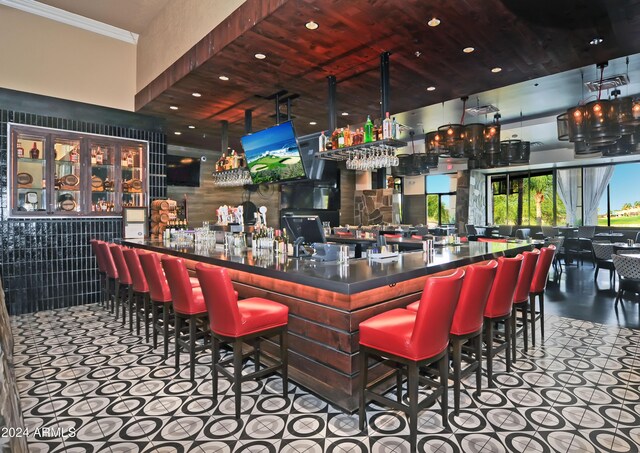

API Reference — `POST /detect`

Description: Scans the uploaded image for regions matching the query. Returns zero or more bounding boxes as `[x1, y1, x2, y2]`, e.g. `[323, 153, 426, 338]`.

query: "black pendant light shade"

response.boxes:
[557, 113, 569, 141]
[567, 105, 587, 142]
[585, 99, 621, 146]
[463, 123, 485, 158]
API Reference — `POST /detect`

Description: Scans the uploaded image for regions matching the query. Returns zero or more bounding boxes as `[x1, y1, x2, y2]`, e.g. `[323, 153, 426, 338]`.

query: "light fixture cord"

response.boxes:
[597, 65, 605, 101]
[460, 97, 467, 124]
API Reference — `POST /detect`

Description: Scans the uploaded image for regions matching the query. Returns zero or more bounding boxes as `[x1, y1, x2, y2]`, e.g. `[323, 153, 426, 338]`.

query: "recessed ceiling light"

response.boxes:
[590, 37, 603, 45]
[309, 121, 317, 125]
[414, 51, 422, 57]
[305, 20, 319, 30]
[254, 53, 266, 59]
[491, 67, 502, 73]
[219, 75, 229, 81]
[427, 86, 436, 91]
[463, 47, 475, 53]
[341, 112, 349, 116]
[174, 131, 182, 135]
[192, 92, 201, 97]
[170, 105, 178, 110]
[427, 17, 441, 27]
[188, 125, 195, 129]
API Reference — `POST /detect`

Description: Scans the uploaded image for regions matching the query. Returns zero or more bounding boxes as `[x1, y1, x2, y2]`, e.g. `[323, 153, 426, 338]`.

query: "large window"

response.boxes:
[600, 163, 640, 227]
[426, 174, 456, 227]
[490, 171, 564, 226]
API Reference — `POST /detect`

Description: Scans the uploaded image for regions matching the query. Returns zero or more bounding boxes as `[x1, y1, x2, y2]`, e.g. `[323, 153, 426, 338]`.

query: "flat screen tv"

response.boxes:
[241, 121, 307, 184]
[166, 155, 201, 187]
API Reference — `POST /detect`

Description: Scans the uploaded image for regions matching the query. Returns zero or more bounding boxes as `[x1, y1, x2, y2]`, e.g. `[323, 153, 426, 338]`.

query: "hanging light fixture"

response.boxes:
[482, 113, 501, 167]
[436, 97, 469, 158]
[424, 130, 445, 168]
[499, 111, 530, 165]
[557, 112, 569, 141]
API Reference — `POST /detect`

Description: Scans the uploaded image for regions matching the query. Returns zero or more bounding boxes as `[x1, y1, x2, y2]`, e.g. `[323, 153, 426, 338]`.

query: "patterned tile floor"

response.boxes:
[10, 303, 640, 453]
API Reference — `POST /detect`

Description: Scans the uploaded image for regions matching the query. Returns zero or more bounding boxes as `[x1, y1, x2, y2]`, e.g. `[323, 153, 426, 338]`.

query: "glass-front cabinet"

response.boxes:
[9, 124, 148, 216]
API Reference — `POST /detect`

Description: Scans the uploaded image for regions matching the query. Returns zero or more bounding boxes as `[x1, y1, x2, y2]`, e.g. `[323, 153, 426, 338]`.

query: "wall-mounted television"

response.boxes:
[166, 155, 201, 187]
[241, 121, 307, 185]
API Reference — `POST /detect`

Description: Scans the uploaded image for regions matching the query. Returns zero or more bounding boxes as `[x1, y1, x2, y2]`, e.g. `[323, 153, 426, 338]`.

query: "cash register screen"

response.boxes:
[282, 215, 326, 245]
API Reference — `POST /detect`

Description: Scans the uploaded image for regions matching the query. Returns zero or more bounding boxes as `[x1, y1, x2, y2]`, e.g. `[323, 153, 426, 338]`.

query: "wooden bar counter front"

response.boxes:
[123, 239, 531, 412]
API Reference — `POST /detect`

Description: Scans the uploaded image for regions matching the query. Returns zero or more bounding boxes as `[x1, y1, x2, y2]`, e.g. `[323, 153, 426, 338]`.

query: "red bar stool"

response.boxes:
[511, 249, 540, 361]
[109, 244, 135, 331]
[407, 260, 498, 415]
[483, 255, 523, 387]
[90, 239, 108, 307]
[123, 248, 151, 342]
[383, 233, 403, 238]
[139, 252, 176, 360]
[195, 263, 289, 418]
[529, 245, 556, 345]
[358, 269, 465, 452]
[162, 256, 209, 382]
[95, 241, 118, 313]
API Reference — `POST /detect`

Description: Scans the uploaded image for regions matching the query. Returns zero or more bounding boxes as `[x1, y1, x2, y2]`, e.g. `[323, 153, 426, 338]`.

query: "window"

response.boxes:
[601, 163, 640, 227]
[490, 171, 562, 226]
[426, 174, 456, 227]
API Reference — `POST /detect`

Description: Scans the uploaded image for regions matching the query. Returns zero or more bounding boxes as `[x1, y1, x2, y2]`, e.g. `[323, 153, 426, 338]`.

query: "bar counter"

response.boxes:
[123, 239, 532, 411]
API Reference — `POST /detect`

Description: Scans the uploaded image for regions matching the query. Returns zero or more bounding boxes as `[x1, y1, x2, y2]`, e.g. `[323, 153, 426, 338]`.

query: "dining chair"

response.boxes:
[612, 254, 640, 308]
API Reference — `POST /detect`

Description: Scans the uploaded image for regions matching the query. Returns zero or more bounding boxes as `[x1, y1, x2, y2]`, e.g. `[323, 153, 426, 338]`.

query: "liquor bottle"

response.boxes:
[17, 145, 24, 158]
[69, 146, 79, 163]
[96, 147, 104, 165]
[29, 142, 39, 159]
[382, 112, 392, 139]
[344, 126, 351, 147]
[338, 128, 345, 148]
[127, 151, 134, 167]
[232, 150, 239, 169]
[330, 129, 339, 150]
[391, 117, 398, 139]
[91, 149, 97, 165]
[364, 116, 373, 143]
[318, 130, 327, 152]
[121, 151, 128, 167]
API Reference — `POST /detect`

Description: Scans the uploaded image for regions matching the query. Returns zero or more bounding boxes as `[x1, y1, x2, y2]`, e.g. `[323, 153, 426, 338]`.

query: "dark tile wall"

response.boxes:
[0, 88, 167, 315]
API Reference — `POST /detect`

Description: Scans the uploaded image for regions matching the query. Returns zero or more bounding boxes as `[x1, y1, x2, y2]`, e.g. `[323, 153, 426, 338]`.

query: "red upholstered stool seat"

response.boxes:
[196, 263, 289, 419]
[359, 309, 423, 360]
[90, 239, 109, 307]
[95, 241, 118, 313]
[123, 248, 152, 342]
[359, 269, 465, 452]
[407, 260, 498, 415]
[483, 255, 523, 387]
[528, 245, 556, 346]
[162, 256, 209, 382]
[511, 250, 540, 362]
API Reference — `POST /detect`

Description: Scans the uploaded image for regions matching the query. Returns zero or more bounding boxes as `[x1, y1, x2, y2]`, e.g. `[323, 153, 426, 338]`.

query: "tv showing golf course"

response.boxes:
[241, 121, 307, 184]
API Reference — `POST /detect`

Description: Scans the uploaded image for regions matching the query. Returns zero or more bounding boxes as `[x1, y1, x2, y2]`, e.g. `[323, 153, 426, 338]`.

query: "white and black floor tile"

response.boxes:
[9, 302, 640, 452]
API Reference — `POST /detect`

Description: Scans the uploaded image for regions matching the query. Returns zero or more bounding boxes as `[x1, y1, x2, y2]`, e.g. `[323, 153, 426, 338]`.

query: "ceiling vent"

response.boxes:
[584, 74, 630, 92]
[465, 104, 500, 116]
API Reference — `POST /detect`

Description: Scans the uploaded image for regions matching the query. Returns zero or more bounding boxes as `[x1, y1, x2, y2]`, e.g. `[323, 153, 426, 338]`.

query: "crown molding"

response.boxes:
[0, 0, 139, 44]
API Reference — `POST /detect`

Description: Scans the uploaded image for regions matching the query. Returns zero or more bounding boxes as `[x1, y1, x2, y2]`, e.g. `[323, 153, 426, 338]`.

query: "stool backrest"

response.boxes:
[450, 260, 498, 336]
[484, 255, 524, 318]
[530, 245, 556, 293]
[96, 241, 118, 279]
[513, 249, 539, 303]
[412, 268, 465, 359]
[123, 248, 149, 293]
[195, 264, 242, 335]
[109, 244, 132, 285]
[90, 239, 106, 273]
[139, 252, 172, 302]
[161, 256, 195, 314]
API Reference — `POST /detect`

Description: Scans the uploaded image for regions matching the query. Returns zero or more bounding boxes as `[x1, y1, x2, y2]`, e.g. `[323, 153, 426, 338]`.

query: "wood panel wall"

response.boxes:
[166, 145, 280, 228]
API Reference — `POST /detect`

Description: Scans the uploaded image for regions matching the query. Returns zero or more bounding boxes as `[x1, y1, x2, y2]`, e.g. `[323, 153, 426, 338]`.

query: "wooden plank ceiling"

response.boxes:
[136, 0, 640, 151]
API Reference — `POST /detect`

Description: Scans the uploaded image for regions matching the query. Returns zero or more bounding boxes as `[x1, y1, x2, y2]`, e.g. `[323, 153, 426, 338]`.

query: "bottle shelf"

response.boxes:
[315, 138, 407, 161]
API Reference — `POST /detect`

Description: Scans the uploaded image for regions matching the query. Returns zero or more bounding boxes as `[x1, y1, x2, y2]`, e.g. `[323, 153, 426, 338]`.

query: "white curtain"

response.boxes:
[583, 165, 614, 226]
[557, 168, 581, 226]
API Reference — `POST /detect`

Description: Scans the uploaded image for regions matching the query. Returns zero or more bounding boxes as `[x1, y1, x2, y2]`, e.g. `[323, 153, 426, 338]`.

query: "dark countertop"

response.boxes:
[122, 239, 533, 295]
